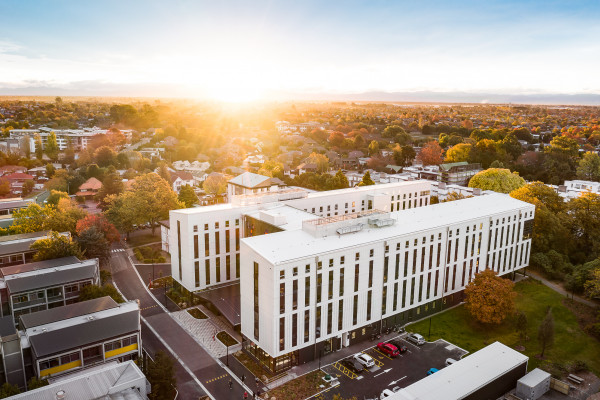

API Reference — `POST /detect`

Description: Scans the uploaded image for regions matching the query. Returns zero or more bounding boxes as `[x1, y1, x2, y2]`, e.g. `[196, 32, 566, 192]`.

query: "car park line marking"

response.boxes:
[373, 368, 392, 377]
[362, 351, 384, 367]
[373, 348, 394, 360]
[332, 362, 357, 379]
[388, 376, 407, 386]
[403, 339, 422, 350]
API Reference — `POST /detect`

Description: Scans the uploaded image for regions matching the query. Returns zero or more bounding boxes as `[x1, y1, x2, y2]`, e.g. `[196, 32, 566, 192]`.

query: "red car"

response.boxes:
[377, 342, 400, 357]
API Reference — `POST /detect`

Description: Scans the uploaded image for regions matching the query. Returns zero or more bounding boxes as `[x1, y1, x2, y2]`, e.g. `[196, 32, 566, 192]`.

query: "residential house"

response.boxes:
[76, 177, 102, 198]
[170, 171, 195, 193]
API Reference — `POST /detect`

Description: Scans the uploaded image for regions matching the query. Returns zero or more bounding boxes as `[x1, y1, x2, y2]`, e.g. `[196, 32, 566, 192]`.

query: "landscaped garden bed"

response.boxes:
[133, 244, 166, 263]
[266, 370, 331, 400]
[187, 308, 208, 319]
[216, 331, 238, 347]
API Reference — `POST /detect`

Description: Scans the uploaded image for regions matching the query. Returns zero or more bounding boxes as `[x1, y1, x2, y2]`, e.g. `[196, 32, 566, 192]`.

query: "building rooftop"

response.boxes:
[244, 204, 317, 231]
[4, 261, 97, 293]
[0, 230, 51, 244]
[242, 193, 533, 265]
[20, 296, 118, 329]
[228, 172, 272, 188]
[0, 256, 81, 276]
[10, 361, 147, 400]
[392, 342, 529, 400]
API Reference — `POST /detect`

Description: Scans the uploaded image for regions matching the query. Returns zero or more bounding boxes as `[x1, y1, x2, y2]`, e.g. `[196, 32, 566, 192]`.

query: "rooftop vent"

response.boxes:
[336, 224, 364, 235]
[56, 390, 65, 400]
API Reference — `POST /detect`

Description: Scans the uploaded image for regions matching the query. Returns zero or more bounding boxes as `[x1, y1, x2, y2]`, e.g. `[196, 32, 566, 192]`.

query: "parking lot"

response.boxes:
[314, 334, 468, 400]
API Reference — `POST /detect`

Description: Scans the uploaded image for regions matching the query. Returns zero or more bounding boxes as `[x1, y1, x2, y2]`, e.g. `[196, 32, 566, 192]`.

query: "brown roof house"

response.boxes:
[76, 177, 102, 197]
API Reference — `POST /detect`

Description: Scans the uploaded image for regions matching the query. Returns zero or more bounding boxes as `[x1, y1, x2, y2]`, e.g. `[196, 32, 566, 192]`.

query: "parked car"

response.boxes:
[380, 387, 401, 399]
[427, 368, 439, 376]
[377, 342, 400, 357]
[353, 353, 375, 368]
[389, 339, 408, 353]
[341, 358, 365, 373]
[445, 358, 457, 366]
[407, 333, 426, 346]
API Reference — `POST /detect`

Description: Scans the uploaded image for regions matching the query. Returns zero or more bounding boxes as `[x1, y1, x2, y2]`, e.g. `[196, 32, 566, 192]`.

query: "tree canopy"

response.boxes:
[468, 168, 525, 194]
[464, 269, 516, 324]
[31, 231, 84, 261]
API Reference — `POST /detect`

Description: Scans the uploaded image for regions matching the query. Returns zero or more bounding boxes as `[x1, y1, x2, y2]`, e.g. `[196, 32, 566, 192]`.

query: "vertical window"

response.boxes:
[304, 310, 310, 342]
[195, 261, 200, 287]
[293, 280, 298, 310]
[236, 254, 240, 278]
[216, 258, 221, 283]
[368, 260, 374, 287]
[410, 277, 415, 305]
[404, 252, 409, 276]
[327, 303, 333, 335]
[426, 272, 431, 299]
[194, 235, 199, 258]
[412, 249, 417, 274]
[383, 256, 389, 283]
[225, 230, 230, 253]
[395, 254, 400, 279]
[338, 299, 344, 331]
[177, 221, 182, 280]
[316, 306, 321, 338]
[382, 285, 387, 315]
[204, 233, 210, 256]
[354, 264, 359, 292]
[279, 317, 285, 351]
[280, 283, 286, 313]
[226, 256, 231, 280]
[452, 265, 457, 290]
[367, 291, 372, 320]
[339, 268, 345, 296]
[353, 295, 358, 325]
[235, 228, 240, 251]
[393, 282, 399, 311]
[328, 271, 334, 300]
[421, 248, 425, 272]
[215, 232, 220, 254]
[205, 260, 210, 285]
[292, 314, 298, 347]
[402, 280, 407, 308]
[317, 273, 322, 303]
[418, 276, 423, 302]
[305, 277, 310, 307]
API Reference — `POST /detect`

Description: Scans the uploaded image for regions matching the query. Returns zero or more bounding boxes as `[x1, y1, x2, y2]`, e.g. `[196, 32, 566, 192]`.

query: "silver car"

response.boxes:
[407, 333, 426, 345]
[353, 353, 375, 368]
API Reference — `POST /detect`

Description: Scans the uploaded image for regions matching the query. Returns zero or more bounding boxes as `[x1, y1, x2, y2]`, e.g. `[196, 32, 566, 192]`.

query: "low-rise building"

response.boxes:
[75, 177, 102, 198]
[0, 232, 69, 269]
[0, 256, 100, 323]
[170, 171, 195, 194]
[227, 172, 283, 199]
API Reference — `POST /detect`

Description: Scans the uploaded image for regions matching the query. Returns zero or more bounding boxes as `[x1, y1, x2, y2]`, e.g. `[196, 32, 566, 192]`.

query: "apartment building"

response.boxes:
[0, 256, 100, 323]
[169, 179, 432, 294]
[9, 127, 133, 152]
[239, 194, 534, 373]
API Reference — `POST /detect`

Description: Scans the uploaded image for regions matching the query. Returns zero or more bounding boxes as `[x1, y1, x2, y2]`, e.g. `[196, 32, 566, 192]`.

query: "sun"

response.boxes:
[209, 86, 263, 103]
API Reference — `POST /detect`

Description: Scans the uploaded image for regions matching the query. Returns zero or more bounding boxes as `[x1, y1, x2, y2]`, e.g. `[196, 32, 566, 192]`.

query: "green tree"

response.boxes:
[77, 226, 110, 265]
[584, 268, 600, 299]
[538, 307, 555, 358]
[562, 193, 600, 262]
[576, 152, 600, 181]
[105, 193, 137, 239]
[515, 311, 528, 344]
[357, 171, 375, 186]
[97, 169, 124, 209]
[543, 136, 580, 184]
[45, 163, 55, 178]
[44, 198, 87, 235]
[468, 168, 525, 194]
[31, 231, 84, 261]
[22, 179, 35, 196]
[368, 140, 380, 156]
[445, 143, 472, 163]
[34, 134, 43, 160]
[464, 269, 516, 324]
[94, 146, 117, 168]
[330, 169, 349, 189]
[157, 162, 171, 183]
[45, 131, 59, 161]
[27, 376, 49, 390]
[178, 185, 198, 208]
[382, 125, 406, 138]
[393, 145, 416, 167]
[0, 382, 20, 398]
[258, 160, 284, 179]
[146, 351, 176, 400]
[78, 284, 124, 303]
[203, 174, 228, 196]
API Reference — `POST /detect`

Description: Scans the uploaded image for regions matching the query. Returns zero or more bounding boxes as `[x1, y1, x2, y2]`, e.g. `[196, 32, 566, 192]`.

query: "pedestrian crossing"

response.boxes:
[111, 249, 126, 253]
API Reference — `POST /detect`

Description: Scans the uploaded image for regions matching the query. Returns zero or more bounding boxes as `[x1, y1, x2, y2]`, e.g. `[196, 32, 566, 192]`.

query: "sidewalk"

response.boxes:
[527, 271, 599, 309]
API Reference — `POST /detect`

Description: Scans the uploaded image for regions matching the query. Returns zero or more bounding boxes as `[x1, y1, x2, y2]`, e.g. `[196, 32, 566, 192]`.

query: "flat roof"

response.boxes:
[28, 309, 139, 358]
[392, 342, 528, 400]
[5, 263, 97, 293]
[20, 296, 118, 329]
[518, 368, 550, 387]
[0, 316, 16, 337]
[0, 256, 81, 277]
[242, 194, 533, 265]
[0, 231, 50, 244]
[244, 205, 317, 231]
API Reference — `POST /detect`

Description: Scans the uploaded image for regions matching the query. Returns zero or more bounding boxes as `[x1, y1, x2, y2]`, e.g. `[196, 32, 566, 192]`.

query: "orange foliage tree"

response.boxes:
[420, 141, 444, 166]
[76, 214, 120, 243]
[464, 269, 516, 324]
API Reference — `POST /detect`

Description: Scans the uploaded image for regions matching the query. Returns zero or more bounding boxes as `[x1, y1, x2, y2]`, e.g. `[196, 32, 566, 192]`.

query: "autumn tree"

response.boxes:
[258, 160, 284, 179]
[583, 268, 600, 299]
[31, 231, 84, 261]
[445, 143, 472, 163]
[0, 181, 10, 197]
[178, 185, 198, 208]
[368, 140, 379, 155]
[420, 141, 443, 166]
[34, 134, 43, 160]
[442, 192, 473, 202]
[306, 152, 329, 173]
[44, 198, 88, 235]
[46, 190, 69, 206]
[393, 145, 416, 167]
[22, 179, 35, 196]
[203, 174, 228, 196]
[94, 146, 117, 167]
[45, 131, 59, 161]
[562, 193, 600, 261]
[76, 214, 120, 242]
[357, 171, 375, 186]
[464, 269, 516, 324]
[538, 308, 555, 358]
[468, 168, 525, 194]
[576, 152, 600, 181]
[10, 203, 54, 234]
[157, 162, 171, 183]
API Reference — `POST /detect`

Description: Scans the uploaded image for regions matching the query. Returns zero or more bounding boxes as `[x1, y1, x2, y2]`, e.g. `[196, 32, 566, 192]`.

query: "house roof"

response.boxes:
[440, 161, 469, 171]
[228, 172, 272, 188]
[0, 165, 26, 173]
[78, 177, 102, 191]
[3, 172, 34, 180]
[170, 171, 194, 182]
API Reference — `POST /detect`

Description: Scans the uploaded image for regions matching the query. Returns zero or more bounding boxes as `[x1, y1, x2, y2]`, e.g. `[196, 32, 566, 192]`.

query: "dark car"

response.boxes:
[377, 342, 400, 357]
[389, 340, 408, 354]
[342, 358, 365, 373]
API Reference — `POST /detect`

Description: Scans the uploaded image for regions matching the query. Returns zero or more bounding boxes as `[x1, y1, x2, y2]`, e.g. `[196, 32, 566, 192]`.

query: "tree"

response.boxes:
[584, 268, 600, 299]
[330, 169, 349, 189]
[393, 145, 416, 167]
[203, 174, 228, 196]
[46, 190, 69, 206]
[31, 231, 84, 261]
[27, 376, 49, 390]
[306, 152, 329, 173]
[146, 351, 176, 400]
[468, 168, 525, 194]
[78, 226, 110, 266]
[382, 125, 406, 138]
[368, 140, 379, 156]
[543, 136, 580, 184]
[105, 193, 137, 238]
[445, 143, 472, 163]
[22, 179, 35, 196]
[34, 134, 43, 160]
[157, 162, 171, 183]
[94, 146, 117, 167]
[44, 198, 87, 235]
[563, 193, 600, 261]
[45, 163, 55, 178]
[464, 269, 516, 324]
[45, 131, 59, 161]
[420, 141, 443, 166]
[76, 214, 120, 243]
[96, 169, 124, 209]
[515, 311, 528, 344]
[258, 160, 284, 179]
[442, 192, 473, 202]
[10, 203, 53, 234]
[178, 185, 198, 208]
[576, 152, 600, 181]
[0, 382, 20, 398]
[538, 307, 555, 358]
[328, 131, 345, 147]
[78, 284, 124, 303]
[0, 181, 10, 197]
[357, 171, 375, 186]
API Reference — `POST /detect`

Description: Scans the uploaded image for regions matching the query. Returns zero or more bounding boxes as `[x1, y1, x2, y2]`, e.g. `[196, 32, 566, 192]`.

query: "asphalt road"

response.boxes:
[319, 336, 468, 400]
[110, 242, 257, 400]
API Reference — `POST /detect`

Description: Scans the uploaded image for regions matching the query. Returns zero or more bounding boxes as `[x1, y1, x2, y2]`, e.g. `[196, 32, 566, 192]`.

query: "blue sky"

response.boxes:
[1, 0, 599, 99]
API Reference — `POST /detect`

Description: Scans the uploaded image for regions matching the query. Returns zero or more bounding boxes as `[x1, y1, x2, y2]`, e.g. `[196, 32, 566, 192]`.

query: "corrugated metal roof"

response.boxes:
[21, 297, 118, 329]
[6, 263, 97, 293]
[29, 310, 139, 358]
[0, 231, 50, 244]
[0, 256, 81, 277]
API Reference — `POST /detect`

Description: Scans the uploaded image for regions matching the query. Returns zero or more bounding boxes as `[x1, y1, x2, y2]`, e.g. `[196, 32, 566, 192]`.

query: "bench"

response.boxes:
[567, 374, 584, 384]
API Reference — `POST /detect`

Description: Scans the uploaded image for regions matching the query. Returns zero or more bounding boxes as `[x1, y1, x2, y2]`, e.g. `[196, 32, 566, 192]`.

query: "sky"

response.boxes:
[1, 0, 599, 101]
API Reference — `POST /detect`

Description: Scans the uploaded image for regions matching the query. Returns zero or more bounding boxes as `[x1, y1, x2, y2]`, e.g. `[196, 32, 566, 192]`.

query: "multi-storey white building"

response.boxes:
[239, 194, 534, 372]
[169, 180, 432, 295]
[9, 127, 133, 152]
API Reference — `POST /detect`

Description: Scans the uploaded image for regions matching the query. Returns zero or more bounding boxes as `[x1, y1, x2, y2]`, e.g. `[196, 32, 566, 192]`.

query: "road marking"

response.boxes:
[388, 376, 407, 386]
[206, 374, 228, 383]
[374, 368, 392, 377]
[142, 304, 158, 311]
[373, 347, 394, 360]
[362, 351, 384, 367]
[111, 248, 126, 253]
[331, 362, 357, 379]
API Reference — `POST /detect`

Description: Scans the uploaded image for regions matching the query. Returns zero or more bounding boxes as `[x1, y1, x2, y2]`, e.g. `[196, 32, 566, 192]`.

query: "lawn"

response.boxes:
[127, 233, 161, 248]
[406, 279, 600, 376]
